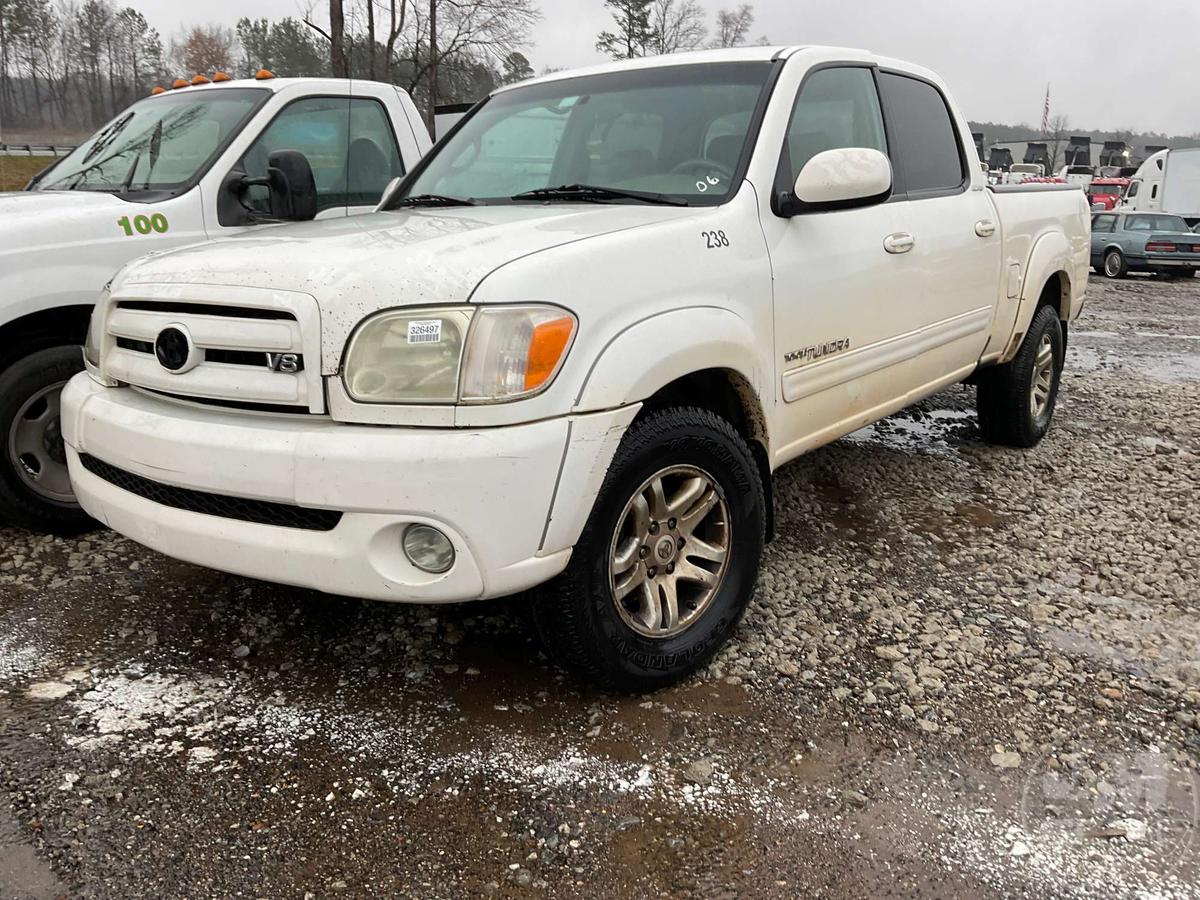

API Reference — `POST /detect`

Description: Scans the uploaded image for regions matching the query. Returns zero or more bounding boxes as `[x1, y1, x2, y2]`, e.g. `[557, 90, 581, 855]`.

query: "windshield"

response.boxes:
[397, 62, 774, 206]
[39, 88, 267, 194]
[1126, 214, 1190, 232]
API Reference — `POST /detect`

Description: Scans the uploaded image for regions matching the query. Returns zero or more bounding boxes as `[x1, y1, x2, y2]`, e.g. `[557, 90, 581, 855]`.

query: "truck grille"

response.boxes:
[101, 296, 323, 414]
[80, 454, 343, 532]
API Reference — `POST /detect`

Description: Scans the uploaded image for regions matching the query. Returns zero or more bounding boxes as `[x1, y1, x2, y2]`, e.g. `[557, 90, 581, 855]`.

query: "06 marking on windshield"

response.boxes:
[117, 214, 169, 237]
[702, 230, 730, 250]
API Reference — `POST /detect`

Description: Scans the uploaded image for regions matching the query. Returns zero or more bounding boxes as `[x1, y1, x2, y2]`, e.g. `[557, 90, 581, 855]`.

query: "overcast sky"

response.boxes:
[140, 0, 1198, 135]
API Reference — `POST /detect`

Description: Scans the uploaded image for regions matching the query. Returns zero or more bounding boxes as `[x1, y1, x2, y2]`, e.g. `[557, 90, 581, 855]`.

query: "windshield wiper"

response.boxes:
[511, 184, 687, 207]
[393, 193, 478, 208]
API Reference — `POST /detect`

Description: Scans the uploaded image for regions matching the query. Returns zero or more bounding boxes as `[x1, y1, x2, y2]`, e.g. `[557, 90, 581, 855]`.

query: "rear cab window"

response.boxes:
[877, 71, 967, 197]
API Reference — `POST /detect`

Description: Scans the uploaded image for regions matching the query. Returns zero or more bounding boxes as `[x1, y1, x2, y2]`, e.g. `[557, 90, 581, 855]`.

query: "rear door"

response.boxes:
[876, 71, 1000, 388]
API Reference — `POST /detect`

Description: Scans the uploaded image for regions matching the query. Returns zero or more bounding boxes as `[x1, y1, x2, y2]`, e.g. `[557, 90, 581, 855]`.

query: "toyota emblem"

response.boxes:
[154, 325, 195, 373]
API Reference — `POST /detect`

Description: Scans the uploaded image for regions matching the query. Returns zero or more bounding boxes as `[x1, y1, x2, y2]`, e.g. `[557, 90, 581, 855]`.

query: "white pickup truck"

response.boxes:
[0, 74, 431, 530]
[63, 47, 1090, 690]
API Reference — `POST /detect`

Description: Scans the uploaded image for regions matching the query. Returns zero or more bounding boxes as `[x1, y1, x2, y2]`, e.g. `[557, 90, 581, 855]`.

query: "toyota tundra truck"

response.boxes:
[62, 47, 1090, 690]
[0, 72, 431, 531]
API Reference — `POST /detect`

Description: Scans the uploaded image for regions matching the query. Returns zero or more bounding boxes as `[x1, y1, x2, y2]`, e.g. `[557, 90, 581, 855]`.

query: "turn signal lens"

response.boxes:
[172, 78, 189, 89]
[525, 316, 575, 391]
[255, 69, 276, 80]
[150, 86, 166, 95]
[212, 71, 232, 82]
[191, 74, 210, 85]
[460, 305, 577, 402]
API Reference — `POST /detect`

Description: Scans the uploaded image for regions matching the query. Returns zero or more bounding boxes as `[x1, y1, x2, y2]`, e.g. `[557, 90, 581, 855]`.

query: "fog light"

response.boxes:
[403, 524, 455, 574]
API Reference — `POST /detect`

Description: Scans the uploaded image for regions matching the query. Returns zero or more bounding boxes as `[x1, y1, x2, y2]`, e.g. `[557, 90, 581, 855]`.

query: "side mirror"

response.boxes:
[782, 147, 892, 216]
[375, 176, 403, 212]
[263, 149, 317, 222]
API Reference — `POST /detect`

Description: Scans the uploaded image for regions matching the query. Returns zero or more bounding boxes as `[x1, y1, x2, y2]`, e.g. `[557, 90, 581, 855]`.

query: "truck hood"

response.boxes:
[0, 189, 128, 254]
[116, 204, 695, 372]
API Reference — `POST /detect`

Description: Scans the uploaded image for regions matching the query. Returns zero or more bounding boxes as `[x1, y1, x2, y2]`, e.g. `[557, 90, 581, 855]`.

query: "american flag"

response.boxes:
[1041, 85, 1051, 134]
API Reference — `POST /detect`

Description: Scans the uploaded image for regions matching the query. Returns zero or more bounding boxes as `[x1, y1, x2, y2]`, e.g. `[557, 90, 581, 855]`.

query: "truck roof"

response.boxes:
[145, 76, 401, 98]
[496, 45, 951, 96]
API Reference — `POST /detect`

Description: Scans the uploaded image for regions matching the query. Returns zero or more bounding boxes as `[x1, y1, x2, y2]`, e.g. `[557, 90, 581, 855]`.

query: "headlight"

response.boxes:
[343, 307, 473, 403]
[343, 304, 575, 404]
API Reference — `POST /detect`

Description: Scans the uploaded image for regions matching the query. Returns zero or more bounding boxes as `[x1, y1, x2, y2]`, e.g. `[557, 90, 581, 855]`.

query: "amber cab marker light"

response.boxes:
[524, 316, 575, 392]
[255, 69, 276, 80]
[212, 71, 232, 82]
[150, 86, 166, 95]
[172, 78, 189, 89]
[191, 74, 211, 85]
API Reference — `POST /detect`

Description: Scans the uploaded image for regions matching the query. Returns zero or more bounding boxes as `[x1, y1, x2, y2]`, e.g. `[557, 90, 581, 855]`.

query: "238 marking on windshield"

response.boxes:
[117, 214, 169, 237]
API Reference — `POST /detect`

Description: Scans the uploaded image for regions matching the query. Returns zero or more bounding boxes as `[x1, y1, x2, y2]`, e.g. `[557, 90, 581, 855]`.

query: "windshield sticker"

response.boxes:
[407, 320, 443, 344]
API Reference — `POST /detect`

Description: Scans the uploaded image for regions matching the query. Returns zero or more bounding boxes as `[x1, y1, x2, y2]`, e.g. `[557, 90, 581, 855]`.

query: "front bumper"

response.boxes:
[62, 376, 635, 603]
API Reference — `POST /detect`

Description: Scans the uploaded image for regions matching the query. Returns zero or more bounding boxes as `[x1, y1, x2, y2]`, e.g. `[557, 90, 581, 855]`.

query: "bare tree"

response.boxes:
[648, 0, 705, 54]
[304, 0, 348, 77]
[1045, 114, 1070, 172]
[383, 0, 408, 80]
[712, 2, 752, 48]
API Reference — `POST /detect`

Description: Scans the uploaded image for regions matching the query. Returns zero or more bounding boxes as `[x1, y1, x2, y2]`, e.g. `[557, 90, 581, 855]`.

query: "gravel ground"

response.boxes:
[1, 275, 1197, 899]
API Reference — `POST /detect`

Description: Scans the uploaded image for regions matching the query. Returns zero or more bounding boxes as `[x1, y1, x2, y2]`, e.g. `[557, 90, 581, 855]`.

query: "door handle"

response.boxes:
[975, 220, 997, 237]
[884, 232, 915, 254]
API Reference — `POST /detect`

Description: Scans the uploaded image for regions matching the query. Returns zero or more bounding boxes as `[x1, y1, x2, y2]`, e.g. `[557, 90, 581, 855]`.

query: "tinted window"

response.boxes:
[878, 72, 965, 195]
[781, 67, 887, 185]
[1127, 181, 1140, 198]
[242, 97, 403, 212]
[1092, 215, 1116, 233]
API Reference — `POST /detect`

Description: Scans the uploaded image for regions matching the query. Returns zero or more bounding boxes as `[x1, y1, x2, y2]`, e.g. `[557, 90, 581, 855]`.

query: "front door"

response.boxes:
[760, 65, 920, 459]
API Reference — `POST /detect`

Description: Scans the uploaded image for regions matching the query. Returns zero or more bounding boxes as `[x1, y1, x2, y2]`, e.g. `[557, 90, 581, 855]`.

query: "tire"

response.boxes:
[531, 407, 766, 692]
[0, 347, 93, 533]
[1103, 248, 1128, 279]
[976, 305, 1065, 449]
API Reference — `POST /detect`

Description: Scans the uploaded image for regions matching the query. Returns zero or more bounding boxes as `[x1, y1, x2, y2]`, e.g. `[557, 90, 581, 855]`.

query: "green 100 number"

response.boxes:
[117, 214, 169, 236]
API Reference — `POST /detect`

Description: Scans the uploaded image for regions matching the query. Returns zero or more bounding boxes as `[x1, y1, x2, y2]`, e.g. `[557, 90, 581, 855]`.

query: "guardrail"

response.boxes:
[0, 143, 76, 157]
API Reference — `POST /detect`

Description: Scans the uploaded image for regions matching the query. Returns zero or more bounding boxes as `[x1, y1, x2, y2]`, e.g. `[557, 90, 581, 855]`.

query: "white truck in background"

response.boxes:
[64, 47, 1090, 690]
[0, 73, 432, 531]
[1121, 148, 1200, 227]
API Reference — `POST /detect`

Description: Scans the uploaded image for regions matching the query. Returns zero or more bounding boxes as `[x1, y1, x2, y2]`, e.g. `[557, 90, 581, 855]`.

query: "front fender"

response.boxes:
[572, 305, 766, 413]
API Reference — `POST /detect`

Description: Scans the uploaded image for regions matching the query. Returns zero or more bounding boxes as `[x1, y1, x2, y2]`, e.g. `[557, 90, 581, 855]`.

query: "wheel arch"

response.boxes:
[0, 306, 92, 373]
[570, 307, 774, 540]
[1002, 232, 1075, 363]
